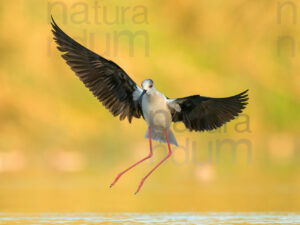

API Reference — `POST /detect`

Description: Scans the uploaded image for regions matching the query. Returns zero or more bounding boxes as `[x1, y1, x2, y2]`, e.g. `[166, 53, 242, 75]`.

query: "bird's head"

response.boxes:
[141, 79, 154, 95]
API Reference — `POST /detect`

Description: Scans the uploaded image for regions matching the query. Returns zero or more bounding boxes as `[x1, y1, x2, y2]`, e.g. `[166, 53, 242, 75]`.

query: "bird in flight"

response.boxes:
[51, 17, 249, 194]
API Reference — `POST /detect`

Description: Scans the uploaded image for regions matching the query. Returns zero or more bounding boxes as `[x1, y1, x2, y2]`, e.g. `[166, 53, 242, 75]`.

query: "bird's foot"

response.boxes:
[134, 179, 145, 195]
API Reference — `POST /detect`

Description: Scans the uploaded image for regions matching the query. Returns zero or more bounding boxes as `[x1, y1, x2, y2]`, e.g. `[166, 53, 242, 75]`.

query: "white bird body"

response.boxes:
[141, 87, 178, 146]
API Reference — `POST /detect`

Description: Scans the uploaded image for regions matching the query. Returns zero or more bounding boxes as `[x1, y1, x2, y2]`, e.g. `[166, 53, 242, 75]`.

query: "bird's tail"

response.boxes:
[145, 128, 178, 146]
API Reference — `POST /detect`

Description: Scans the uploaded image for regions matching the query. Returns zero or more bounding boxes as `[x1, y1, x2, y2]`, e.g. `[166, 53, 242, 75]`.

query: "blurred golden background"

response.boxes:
[0, 0, 299, 212]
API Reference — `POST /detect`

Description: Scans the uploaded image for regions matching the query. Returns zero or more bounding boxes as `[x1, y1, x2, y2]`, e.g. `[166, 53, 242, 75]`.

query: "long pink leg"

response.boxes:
[110, 126, 153, 188]
[135, 129, 172, 194]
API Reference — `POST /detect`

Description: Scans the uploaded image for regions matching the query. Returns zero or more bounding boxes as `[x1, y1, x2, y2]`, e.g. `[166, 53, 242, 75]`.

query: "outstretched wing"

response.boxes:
[51, 17, 143, 123]
[168, 90, 248, 131]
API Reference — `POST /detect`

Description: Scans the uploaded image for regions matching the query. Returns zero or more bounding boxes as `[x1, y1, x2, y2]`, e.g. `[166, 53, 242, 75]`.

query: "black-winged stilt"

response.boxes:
[51, 17, 248, 194]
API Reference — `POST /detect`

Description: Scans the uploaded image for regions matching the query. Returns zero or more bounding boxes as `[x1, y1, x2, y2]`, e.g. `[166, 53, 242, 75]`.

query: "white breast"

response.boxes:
[141, 91, 172, 129]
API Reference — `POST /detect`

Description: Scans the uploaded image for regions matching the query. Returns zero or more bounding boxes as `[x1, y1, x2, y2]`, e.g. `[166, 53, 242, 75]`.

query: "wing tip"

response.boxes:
[50, 15, 63, 38]
[50, 15, 57, 28]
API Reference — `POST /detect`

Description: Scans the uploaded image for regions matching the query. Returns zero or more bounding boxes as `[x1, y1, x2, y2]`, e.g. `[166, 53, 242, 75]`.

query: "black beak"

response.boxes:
[141, 89, 146, 96]
[139, 90, 146, 103]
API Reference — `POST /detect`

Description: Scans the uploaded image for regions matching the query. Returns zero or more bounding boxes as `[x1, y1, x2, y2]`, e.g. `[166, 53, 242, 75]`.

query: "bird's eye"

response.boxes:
[149, 85, 153, 88]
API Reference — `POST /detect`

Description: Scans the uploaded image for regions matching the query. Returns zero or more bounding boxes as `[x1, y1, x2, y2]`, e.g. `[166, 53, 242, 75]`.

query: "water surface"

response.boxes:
[0, 212, 299, 225]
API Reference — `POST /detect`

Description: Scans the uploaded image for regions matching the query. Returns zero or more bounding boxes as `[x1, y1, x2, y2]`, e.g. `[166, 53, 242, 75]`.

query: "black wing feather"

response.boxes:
[170, 90, 249, 131]
[51, 17, 142, 122]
